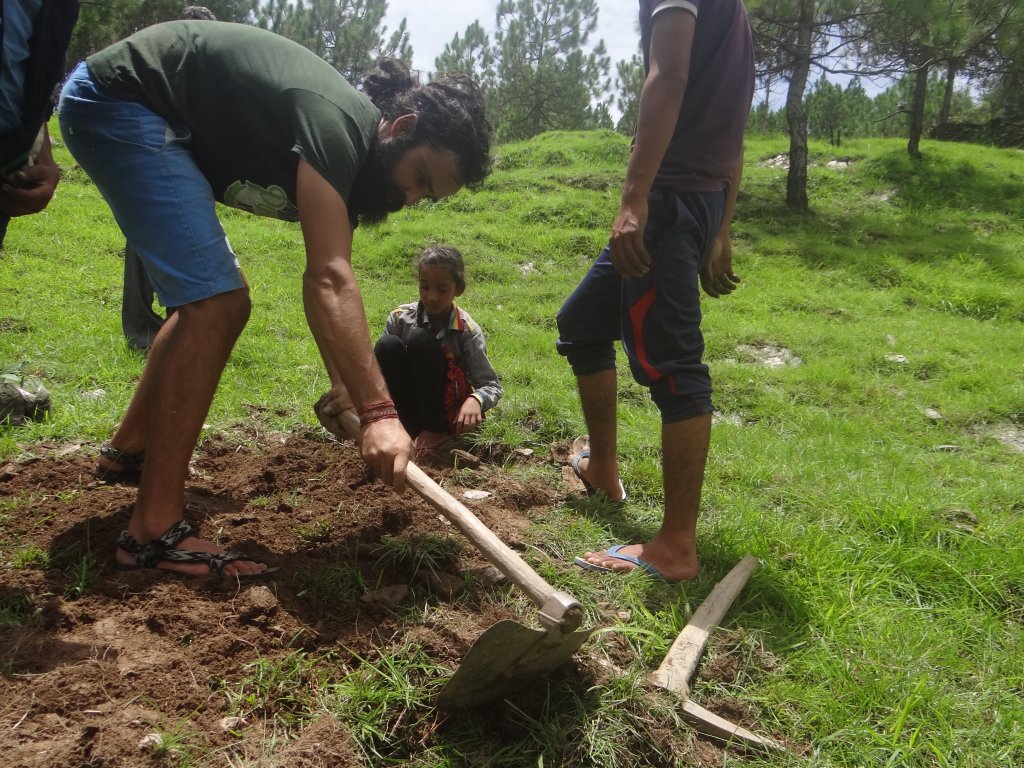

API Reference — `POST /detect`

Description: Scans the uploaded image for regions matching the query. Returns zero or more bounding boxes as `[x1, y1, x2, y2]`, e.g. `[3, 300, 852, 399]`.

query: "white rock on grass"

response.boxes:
[977, 423, 1024, 453]
[219, 716, 247, 732]
[138, 733, 164, 752]
[736, 343, 802, 369]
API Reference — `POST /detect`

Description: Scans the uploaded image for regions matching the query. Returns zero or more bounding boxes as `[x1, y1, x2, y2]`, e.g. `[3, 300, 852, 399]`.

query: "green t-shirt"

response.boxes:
[87, 20, 380, 221]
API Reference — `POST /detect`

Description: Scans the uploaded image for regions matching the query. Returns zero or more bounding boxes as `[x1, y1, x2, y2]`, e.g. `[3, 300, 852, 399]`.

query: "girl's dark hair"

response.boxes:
[417, 246, 466, 291]
[362, 59, 492, 189]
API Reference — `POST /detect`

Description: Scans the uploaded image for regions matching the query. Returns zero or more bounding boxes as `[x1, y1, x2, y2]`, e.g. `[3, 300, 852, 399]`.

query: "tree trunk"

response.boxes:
[907, 64, 928, 160]
[785, 0, 813, 212]
[938, 60, 957, 128]
[762, 73, 774, 132]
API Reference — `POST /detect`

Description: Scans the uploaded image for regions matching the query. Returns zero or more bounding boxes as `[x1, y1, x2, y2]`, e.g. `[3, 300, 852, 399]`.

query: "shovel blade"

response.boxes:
[436, 619, 594, 709]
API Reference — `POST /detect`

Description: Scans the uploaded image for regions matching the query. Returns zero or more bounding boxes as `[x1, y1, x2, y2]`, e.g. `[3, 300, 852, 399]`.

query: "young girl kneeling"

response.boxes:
[375, 246, 503, 458]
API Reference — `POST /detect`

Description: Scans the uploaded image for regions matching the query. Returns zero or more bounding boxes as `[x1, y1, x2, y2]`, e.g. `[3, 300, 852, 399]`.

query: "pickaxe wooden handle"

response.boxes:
[651, 555, 786, 754]
[326, 406, 584, 632]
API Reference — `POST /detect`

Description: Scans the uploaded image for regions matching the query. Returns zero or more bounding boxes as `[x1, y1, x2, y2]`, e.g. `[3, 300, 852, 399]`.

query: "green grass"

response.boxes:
[375, 533, 463, 578]
[2, 125, 1023, 766]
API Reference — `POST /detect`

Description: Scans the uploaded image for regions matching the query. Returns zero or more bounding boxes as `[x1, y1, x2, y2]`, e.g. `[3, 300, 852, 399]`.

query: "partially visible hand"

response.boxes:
[608, 200, 652, 278]
[699, 232, 741, 298]
[454, 397, 483, 434]
[0, 162, 60, 217]
[314, 384, 353, 418]
[360, 418, 412, 494]
[313, 386, 354, 441]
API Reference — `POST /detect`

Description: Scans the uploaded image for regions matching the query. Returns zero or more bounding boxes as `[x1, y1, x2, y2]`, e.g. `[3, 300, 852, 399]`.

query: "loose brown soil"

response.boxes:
[0, 429, 744, 766]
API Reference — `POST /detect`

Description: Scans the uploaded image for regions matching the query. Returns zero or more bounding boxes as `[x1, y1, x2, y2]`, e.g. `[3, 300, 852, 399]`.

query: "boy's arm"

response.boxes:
[609, 8, 696, 278]
[700, 149, 743, 298]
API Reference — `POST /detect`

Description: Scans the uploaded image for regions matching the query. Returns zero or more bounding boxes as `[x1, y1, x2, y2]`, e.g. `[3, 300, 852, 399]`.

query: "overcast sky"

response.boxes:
[382, 0, 641, 77]
[380, 2, 896, 111]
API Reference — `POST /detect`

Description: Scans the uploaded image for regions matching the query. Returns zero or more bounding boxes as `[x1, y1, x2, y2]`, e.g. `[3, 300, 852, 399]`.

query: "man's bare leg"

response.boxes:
[578, 414, 709, 582]
[109, 288, 269, 577]
[573, 369, 626, 501]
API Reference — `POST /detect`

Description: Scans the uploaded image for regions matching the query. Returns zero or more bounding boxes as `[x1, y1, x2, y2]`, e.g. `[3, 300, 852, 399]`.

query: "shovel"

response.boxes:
[324, 406, 595, 709]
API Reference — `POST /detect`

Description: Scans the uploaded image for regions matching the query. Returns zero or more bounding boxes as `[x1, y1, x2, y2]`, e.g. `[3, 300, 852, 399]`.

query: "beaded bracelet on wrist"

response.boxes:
[359, 407, 399, 427]
[357, 398, 394, 415]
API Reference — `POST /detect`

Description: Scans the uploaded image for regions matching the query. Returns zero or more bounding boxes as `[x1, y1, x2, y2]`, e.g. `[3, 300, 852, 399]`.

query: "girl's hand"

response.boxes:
[455, 397, 483, 433]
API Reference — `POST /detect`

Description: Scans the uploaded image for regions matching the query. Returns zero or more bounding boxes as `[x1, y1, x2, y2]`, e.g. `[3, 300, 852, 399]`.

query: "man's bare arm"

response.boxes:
[296, 158, 411, 491]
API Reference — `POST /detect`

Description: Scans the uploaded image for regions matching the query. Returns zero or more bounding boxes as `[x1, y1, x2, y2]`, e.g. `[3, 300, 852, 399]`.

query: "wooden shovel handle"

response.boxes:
[337, 409, 582, 628]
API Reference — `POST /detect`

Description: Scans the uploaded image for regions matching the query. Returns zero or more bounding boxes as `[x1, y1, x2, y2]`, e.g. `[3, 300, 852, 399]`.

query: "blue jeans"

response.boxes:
[58, 63, 244, 308]
[556, 187, 724, 423]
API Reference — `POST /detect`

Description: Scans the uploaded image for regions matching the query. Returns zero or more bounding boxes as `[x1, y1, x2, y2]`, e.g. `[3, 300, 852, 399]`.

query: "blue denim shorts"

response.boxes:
[58, 62, 244, 308]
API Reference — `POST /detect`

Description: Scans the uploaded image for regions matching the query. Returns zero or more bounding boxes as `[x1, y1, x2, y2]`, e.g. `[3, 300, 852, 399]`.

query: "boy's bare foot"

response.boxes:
[570, 437, 627, 503]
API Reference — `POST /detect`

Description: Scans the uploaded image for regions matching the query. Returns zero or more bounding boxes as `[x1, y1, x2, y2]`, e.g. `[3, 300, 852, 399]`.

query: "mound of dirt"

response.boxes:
[0, 429, 560, 767]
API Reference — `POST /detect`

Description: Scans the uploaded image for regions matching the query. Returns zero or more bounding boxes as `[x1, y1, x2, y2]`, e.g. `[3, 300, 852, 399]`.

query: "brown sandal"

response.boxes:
[117, 520, 277, 581]
[94, 442, 145, 485]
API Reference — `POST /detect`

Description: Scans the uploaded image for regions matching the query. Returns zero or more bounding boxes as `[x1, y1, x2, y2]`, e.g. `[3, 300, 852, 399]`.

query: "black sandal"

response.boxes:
[94, 442, 145, 485]
[117, 519, 277, 581]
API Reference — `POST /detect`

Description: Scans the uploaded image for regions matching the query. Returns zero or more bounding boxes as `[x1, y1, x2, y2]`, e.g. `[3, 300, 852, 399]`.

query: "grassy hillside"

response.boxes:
[2, 126, 1023, 767]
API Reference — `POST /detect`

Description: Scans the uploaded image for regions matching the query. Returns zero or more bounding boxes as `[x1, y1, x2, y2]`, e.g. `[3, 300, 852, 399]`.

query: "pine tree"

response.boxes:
[490, 0, 612, 141]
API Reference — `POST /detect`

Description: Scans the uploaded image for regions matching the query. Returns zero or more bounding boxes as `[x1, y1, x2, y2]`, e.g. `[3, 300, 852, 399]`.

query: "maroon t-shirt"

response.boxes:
[639, 0, 754, 192]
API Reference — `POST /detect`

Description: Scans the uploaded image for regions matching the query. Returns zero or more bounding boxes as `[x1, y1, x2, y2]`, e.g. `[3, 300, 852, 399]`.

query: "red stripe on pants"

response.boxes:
[628, 285, 663, 382]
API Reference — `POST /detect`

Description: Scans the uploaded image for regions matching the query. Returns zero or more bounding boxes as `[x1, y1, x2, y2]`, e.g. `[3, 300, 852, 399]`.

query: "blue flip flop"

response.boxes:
[573, 544, 676, 584]
[570, 448, 628, 503]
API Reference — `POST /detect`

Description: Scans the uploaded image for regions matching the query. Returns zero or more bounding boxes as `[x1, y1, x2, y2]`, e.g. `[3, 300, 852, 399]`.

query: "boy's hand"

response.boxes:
[454, 397, 483, 433]
[699, 232, 741, 298]
[609, 200, 652, 278]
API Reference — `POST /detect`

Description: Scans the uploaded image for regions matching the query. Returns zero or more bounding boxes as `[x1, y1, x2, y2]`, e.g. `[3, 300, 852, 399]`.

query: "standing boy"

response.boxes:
[557, 0, 754, 582]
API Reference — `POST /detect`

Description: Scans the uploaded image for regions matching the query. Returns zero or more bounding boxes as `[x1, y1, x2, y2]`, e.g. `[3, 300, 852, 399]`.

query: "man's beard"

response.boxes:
[347, 134, 413, 227]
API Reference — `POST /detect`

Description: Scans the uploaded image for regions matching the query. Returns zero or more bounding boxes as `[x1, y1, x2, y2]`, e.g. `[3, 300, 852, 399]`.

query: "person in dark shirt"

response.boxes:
[0, 0, 79, 245]
[120, 5, 217, 352]
[58, 21, 491, 580]
[558, 0, 754, 583]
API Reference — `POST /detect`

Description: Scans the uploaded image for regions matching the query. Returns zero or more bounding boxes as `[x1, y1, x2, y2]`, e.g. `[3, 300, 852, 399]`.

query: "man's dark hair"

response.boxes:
[361, 59, 491, 189]
[181, 5, 216, 20]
